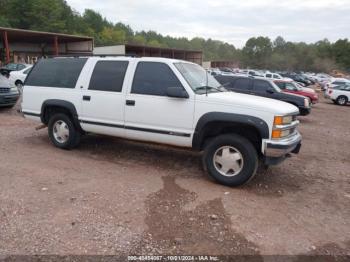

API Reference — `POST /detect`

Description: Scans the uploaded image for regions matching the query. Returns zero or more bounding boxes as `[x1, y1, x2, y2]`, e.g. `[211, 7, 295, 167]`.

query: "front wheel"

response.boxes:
[48, 113, 81, 149]
[336, 96, 348, 106]
[203, 134, 258, 187]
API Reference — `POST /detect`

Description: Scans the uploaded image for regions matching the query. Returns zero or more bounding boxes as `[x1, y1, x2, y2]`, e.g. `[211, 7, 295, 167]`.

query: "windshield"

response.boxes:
[174, 62, 223, 94]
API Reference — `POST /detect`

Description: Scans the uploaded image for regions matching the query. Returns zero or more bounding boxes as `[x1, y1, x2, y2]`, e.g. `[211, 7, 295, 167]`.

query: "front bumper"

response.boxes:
[0, 92, 20, 107]
[299, 106, 311, 116]
[262, 132, 302, 165]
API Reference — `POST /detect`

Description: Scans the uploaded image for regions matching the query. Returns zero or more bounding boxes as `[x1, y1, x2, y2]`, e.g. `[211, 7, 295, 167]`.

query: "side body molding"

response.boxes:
[192, 112, 270, 150]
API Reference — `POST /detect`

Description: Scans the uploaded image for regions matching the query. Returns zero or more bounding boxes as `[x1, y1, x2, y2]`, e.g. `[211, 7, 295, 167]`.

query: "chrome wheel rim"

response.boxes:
[53, 120, 69, 144]
[213, 146, 244, 177]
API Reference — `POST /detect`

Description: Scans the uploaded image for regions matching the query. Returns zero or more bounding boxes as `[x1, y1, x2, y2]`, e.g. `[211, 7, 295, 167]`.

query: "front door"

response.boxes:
[124, 61, 195, 147]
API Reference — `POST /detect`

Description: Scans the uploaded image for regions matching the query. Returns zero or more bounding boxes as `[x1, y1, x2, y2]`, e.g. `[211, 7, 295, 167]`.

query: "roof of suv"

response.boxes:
[53, 56, 193, 65]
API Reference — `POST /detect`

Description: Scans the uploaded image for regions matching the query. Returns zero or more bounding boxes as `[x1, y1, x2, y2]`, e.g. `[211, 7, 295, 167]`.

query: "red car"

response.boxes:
[274, 80, 319, 104]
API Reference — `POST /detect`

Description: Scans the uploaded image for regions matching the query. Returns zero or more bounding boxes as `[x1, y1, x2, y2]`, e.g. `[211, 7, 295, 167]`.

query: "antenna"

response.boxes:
[205, 69, 209, 96]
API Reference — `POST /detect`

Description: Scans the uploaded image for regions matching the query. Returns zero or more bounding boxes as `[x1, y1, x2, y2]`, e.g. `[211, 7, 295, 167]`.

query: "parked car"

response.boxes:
[326, 85, 350, 105]
[0, 73, 20, 108]
[265, 72, 284, 80]
[324, 78, 350, 91]
[9, 65, 33, 89]
[281, 73, 312, 86]
[21, 57, 302, 187]
[274, 80, 319, 104]
[1, 63, 31, 72]
[214, 75, 311, 116]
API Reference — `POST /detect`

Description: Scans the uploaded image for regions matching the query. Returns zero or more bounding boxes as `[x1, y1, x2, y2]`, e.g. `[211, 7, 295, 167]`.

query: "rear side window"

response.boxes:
[253, 80, 271, 91]
[214, 76, 235, 89]
[89, 61, 129, 92]
[132, 62, 183, 96]
[25, 58, 87, 88]
[266, 74, 272, 78]
[234, 78, 252, 90]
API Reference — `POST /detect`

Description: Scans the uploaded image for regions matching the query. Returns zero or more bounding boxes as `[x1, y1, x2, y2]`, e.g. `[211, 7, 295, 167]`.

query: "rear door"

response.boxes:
[80, 59, 130, 137]
[232, 78, 253, 94]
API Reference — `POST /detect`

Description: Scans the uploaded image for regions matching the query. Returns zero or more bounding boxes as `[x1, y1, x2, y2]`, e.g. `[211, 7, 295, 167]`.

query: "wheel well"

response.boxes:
[337, 95, 348, 100]
[42, 105, 72, 125]
[199, 121, 262, 154]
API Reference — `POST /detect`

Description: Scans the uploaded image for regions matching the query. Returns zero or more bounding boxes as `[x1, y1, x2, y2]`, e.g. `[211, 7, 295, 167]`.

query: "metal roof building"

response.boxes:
[94, 44, 203, 65]
[0, 27, 93, 65]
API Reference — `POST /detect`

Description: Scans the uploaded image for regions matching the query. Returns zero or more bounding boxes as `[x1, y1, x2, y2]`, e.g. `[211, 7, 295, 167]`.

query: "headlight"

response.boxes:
[304, 98, 310, 107]
[10, 86, 19, 92]
[274, 115, 293, 125]
[272, 115, 299, 139]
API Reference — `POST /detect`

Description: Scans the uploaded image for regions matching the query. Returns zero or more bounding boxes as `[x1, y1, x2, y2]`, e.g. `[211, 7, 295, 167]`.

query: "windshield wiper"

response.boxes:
[195, 83, 229, 94]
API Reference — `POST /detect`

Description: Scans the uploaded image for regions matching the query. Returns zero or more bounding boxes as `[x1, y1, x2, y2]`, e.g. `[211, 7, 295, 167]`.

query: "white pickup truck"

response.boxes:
[22, 57, 302, 186]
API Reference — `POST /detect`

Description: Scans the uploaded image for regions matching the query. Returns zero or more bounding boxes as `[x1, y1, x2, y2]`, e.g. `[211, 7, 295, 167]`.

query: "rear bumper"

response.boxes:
[262, 132, 302, 165]
[0, 93, 19, 107]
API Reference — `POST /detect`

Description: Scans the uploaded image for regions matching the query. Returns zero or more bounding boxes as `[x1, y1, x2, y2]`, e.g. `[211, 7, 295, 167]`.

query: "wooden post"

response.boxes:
[3, 31, 10, 64]
[172, 50, 175, 59]
[54, 36, 59, 56]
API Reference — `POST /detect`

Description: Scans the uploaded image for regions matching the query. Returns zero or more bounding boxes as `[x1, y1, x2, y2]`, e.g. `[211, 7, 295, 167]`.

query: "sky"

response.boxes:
[66, 0, 350, 48]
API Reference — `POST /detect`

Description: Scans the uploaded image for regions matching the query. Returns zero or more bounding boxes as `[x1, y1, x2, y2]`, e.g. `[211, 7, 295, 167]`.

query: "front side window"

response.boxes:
[174, 62, 222, 94]
[89, 61, 129, 92]
[285, 83, 297, 91]
[25, 58, 87, 88]
[275, 82, 285, 89]
[18, 64, 26, 70]
[132, 62, 183, 96]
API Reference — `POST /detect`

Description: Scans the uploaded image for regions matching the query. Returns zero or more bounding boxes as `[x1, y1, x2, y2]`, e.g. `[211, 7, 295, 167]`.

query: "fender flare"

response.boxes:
[41, 99, 81, 129]
[192, 112, 270, 150]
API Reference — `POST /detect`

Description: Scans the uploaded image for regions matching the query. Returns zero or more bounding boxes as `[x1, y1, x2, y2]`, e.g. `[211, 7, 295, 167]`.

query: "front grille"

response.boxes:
[0, 87, 10, 93]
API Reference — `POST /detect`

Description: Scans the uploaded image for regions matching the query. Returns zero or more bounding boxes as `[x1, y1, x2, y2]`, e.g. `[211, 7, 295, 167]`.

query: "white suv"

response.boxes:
[327, 84, 350, 106]
[22, 57, 302, 187]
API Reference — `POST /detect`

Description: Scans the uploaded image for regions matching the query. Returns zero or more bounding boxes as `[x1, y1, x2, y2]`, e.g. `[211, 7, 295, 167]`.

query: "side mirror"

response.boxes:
[267, 87, 275, 94]
[166, 87, 189, 99]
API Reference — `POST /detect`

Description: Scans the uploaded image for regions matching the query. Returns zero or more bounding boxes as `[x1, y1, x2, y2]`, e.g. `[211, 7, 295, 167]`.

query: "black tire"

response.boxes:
[336, 96, 348, 106]
[48, 113, 81, 149]
[15, 80, 23, 87]
[202, 134, 258, 187]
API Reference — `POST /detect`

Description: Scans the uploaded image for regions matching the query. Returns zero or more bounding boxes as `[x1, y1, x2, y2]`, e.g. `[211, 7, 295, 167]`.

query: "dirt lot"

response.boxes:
[0, 94, 349, 258]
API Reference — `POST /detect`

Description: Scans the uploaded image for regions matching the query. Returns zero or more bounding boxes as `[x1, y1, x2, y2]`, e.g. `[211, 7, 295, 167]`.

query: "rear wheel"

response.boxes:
[336, 96, 348, 106]
[203, 134, 258, 187]
[48, 113, 80, 149]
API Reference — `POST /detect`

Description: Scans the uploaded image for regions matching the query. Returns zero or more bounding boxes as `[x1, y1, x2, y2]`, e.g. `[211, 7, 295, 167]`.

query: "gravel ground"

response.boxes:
[0, 93, 349, 258]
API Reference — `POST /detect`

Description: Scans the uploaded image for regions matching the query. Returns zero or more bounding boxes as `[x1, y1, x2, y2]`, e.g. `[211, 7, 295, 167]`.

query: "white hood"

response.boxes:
[197, 91, 299, 115]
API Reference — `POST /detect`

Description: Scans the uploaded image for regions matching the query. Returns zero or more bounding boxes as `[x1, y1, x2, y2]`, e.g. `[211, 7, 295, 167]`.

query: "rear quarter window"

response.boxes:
[25, 58, 87, 88]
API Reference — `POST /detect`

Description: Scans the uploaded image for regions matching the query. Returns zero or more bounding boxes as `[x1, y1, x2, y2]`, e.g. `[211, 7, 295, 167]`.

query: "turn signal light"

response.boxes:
[272, 130, 282, 139]
[274, 116, 283, 125]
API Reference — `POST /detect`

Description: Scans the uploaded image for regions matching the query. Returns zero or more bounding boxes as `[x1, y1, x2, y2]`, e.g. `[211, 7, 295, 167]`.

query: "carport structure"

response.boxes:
[0, 27, 93, 64]
[94, 44, 203, 65]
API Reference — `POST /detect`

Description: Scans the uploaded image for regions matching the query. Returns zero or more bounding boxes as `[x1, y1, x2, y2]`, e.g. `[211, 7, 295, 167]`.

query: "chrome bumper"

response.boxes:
[262, 132, 302, 158]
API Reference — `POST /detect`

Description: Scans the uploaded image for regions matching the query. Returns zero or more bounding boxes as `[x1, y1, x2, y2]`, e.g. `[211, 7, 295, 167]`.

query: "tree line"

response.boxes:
[0, 0, 349, 72]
